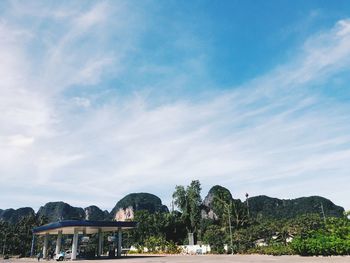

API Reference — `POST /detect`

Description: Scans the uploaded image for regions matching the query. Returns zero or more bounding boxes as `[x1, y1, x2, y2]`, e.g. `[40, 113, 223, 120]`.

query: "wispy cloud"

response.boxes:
[0, 2, 349, 211]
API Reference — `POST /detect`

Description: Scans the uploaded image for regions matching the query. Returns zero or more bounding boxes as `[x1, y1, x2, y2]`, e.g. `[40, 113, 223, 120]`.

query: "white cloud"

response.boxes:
[0, 1, 349, 212]
[73, 97, 91, 108]
[73, 57, 114, 86]
[7, 135, 34, 147]
[73, 2, 109, 31]
[336, 19, 350, 36]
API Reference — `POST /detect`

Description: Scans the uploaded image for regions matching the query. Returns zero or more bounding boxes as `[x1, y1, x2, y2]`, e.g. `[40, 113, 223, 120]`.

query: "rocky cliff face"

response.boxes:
[110, 193, 169, 220]
[114, 206, 135, 221]
[203, 185, 233, 206]
[37, 201, 85, 222]
[84, 205, 110, 221]
[0, 207, 35, 224]
[202, 185, 233, 220]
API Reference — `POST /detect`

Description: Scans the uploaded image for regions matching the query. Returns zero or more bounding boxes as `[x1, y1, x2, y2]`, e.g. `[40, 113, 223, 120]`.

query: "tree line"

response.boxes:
[128, 180, 350, 255]
[1, 180, 349, 257]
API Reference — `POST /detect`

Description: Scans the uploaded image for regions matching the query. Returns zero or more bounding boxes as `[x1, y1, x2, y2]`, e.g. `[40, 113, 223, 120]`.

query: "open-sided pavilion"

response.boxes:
[32, 220, 137, 260]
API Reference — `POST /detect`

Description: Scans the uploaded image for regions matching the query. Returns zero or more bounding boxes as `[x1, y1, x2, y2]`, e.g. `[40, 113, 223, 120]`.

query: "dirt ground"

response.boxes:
[3, 255, 350, 263]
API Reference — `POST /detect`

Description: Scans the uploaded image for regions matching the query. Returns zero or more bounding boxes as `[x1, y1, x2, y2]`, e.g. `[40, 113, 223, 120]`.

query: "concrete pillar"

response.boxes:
[117, 229, 122, 257]
[30, 234, 35, 257]
[55, 231, 62, 255]
[98, 229, 103, 257]
[43, 233, 49, 259]
[188, 232, 194, 245]
[71, 228, 78, 260]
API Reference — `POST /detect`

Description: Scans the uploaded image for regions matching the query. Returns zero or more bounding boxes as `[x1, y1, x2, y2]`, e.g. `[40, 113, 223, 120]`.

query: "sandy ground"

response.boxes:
[2, 255, 350, 263]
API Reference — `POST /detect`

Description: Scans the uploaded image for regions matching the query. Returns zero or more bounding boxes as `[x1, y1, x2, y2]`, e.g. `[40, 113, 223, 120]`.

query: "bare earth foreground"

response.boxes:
[2, 255, 350, 263]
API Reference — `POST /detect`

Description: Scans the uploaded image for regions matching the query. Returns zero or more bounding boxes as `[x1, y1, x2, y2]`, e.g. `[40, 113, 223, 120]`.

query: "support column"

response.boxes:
[98, 229, 103, 257]
[55, 231, 62, 255]
[188, 233, 194, 246]
[117, 228, 122, 257]
[71, 228, 78, 260]
[30, 234, 35, 257]
[43, 233, 49, 259]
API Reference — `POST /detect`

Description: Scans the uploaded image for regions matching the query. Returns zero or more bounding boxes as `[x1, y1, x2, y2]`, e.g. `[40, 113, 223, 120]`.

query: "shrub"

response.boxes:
[292, 235, 350, 256]
[291, 216, 350, 256]
[165, 241, 182, 254]
[141, 236, 181, 254]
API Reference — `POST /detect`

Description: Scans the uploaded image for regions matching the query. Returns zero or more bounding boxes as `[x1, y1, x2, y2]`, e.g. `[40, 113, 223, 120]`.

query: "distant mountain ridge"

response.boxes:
[0, 188, 345, 224]
[0, 207, 35, 224]
[201, 186, 344, 221]
[247, 195, 344, 220]
[37, 201, 86, 222]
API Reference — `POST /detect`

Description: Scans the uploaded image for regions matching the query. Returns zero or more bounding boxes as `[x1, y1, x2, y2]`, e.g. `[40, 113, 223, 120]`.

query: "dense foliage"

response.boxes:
[0, 215, 48, 257]
[173, 180, 202, 236]
[292, 216, 350, 256]
[128, 210, 187, 245]
[0, 208, 35, 224]
[248, 195, 344, 220]
[0, 181, 348, 257]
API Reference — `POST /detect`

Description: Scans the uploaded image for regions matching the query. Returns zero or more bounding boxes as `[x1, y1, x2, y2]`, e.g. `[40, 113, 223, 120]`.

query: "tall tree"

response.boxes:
[172, 180, 202, 238]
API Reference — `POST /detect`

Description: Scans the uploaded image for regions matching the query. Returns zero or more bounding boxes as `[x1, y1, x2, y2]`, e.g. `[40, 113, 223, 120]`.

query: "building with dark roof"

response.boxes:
[32, 220, 137, 260]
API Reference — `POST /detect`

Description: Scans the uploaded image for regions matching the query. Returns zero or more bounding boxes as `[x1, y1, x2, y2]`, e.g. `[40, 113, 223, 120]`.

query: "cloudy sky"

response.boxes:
[1, 0, 350, 212]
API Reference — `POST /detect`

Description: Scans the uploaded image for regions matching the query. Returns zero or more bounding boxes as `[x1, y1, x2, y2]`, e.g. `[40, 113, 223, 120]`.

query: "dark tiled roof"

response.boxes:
[33, 220, 137, 233]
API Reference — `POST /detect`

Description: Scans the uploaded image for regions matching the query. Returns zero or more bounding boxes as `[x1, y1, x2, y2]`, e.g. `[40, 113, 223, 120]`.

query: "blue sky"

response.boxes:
[0, 0, 350, 211]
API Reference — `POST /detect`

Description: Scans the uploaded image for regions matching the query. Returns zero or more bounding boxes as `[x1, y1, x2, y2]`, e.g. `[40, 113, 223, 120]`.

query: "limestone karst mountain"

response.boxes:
[37, 201, 85, 222]
[0, 207, 35, 224]
[84, 205, 110, 221]
[0, 188, 345, 224]
[247, 195, 345, 219]
[110, 193, 169, 221]
[200, 186, 345, 221]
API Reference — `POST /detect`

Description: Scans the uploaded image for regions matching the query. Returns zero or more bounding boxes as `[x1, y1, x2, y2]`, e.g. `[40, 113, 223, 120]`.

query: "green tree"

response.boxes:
[0, 214, 42, 257]
[129, 209, 187, 248]
[172, 180, 202, 238]
[203, 225, 226, 254]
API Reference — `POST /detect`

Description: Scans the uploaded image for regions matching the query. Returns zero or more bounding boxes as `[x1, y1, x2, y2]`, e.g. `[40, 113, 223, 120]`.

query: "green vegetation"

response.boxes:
[110, 193, 168, 218]
[125, 209, 187, 250]
[248, 195, 344, 220]
[37, 202, 85, 222]
[125, 181, 349, 256]
[203, 225, 226, 254]
[291, 216, 350, 256]
[0, 208, 35, 224]
[84, 205, 110, 221]
[172, 180, 202, 240]
[0, 215, 48, 257]
[0, 181, 348, 257]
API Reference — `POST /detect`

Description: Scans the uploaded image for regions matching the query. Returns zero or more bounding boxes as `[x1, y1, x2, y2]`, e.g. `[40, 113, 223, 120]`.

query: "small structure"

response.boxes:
[32, 220, 137, 260]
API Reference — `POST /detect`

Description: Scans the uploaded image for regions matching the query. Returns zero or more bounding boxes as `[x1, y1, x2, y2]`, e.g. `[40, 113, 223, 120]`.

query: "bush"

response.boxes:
[165, 241, 182, 254]
[291, 216, 350, 256]
[141, 236, 181, 254]
[292, 235, 350, 256]
[144, 236, 166, 253]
